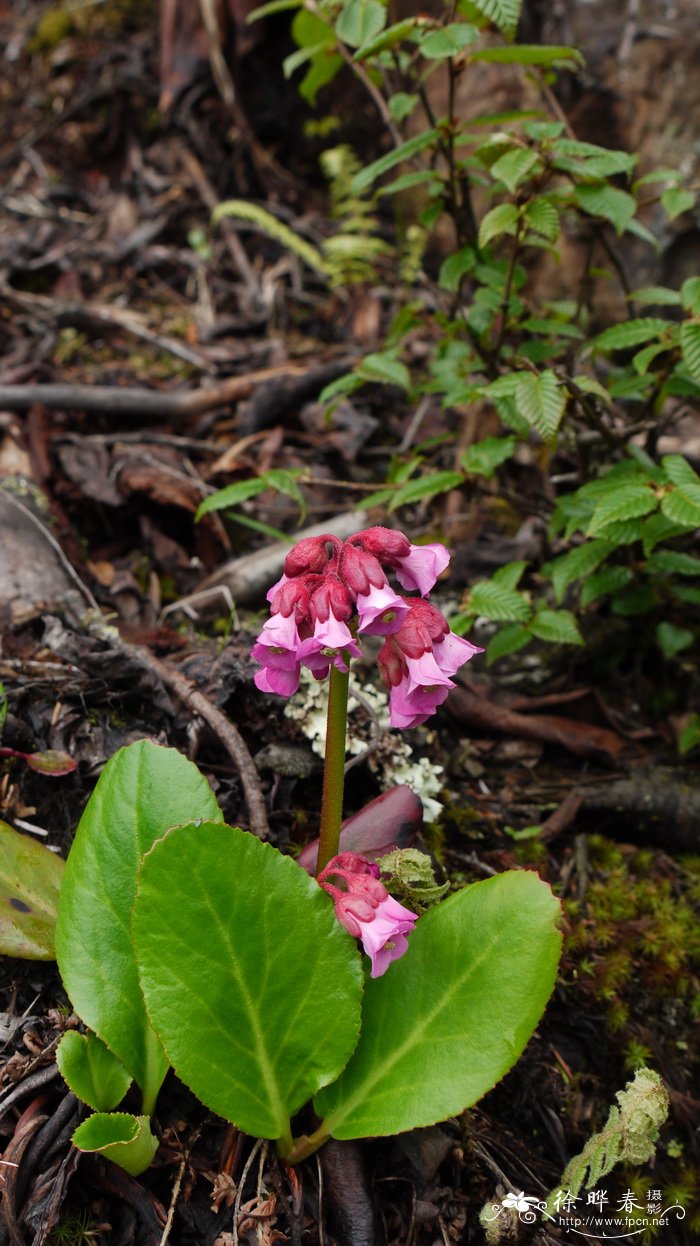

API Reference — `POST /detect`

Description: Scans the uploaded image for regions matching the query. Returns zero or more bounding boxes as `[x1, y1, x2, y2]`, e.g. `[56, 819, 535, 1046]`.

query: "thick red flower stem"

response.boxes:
[316, 664, 350, 874]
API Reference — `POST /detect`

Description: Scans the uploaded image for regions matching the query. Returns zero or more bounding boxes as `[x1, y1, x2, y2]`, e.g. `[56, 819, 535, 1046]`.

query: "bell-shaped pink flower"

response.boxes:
[388, 678, 451, 729]
[358, 894, 418, 978]
[394, 542, 450, 596]
[356, 582, 409, 636]
[251, 610, 304, 697]
[318, 851, 417, 977]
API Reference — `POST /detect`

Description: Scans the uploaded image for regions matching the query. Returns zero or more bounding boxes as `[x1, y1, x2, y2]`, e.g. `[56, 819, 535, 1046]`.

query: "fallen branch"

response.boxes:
[0, 360, 353, 422]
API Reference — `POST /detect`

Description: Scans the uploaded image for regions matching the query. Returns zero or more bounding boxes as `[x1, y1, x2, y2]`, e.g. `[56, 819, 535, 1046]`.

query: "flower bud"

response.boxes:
[310, 576, 353, 625]
[356, 526, 411, 562]
[284, 536, 332, 578]
[341, 543, 386, 596]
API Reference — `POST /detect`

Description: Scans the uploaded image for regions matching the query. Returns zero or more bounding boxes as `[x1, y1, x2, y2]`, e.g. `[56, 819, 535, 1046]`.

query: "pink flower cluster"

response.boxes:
[318, 851, 418, 978]
[252, 526, 481, 728]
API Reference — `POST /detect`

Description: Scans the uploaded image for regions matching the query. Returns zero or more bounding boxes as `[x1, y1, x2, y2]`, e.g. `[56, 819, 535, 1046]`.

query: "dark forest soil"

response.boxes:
[0, 5, 698, 1245]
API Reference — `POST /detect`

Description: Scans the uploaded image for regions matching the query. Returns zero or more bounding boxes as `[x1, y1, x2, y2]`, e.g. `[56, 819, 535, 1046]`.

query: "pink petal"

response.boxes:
[254, 664, 301, 697]
[394, 543, 450, 596]
[356, 583, 409, 636]
[432, 632, 483, 677]
[405, 650, 454, 692]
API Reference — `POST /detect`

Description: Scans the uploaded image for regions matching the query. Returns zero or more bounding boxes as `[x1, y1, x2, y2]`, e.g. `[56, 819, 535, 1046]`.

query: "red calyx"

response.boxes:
[377, 638, 407, 688]
[284, 536, 334, 578]
[341, 543, 386, 595]
[356, 526, 411, 562]
[310, 575, 353, 624]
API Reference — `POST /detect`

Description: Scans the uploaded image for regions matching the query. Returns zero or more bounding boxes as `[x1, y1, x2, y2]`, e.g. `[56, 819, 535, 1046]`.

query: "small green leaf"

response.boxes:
[352, 130, 439, 193]
[356, 21, 422, 61]
[529, 610, 583, 645]
[478, 203, 519, 249]
[515, 370, 567, 442]
[591, 319, 674, 352]
[419, 23, 479, 58]
[72, 1113, 159, 1178]
[57, 1031, 132, 1112]
[358, 353, 412, 390]
[580, 566, 633, 607]
[680, 321, 700, 383]
[661, 454, 700, 489]
[629, 286, 681, 307]
[523, 198, 559, 241]
[438, 246, 476, 292]
[335, 0, 386, 49]
[470, 44, 583, 68]
[486, 623, 532, 664]
[656, 622, 694, 659]
[461, 435, 516, 478]
[56, 741, 223, 1104]
[661, 489, 700, 527]
[678, 714, 700, 756]
[314, 871, 562, 1138]
[134, 823, 363, 1142]
[661, 187, 695, 221]
[575, 184, 637, 235]
[247, 0, 300, 20]
[680, 278, 700, 315]
[587, 485, 658, 535]
[467, 580, 531, 622]
[459, 0, 522, 38]
[647, 550, 700, 577]
[543, 540, 614, 603]
[387, 90, 420, 121]
[491, 560, 527, 591]
[389, 470, 464, 511]
[490, 148, 539, 194]
[0, 822, 64, 960]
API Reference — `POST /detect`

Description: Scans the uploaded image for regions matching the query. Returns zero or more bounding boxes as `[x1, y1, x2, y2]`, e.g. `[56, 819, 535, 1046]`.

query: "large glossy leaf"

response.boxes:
[55, 741, 222, 1101]
[133, 823, 363, 1143]
[0, 822, 64, 959]
[314, 870, 561, 1139]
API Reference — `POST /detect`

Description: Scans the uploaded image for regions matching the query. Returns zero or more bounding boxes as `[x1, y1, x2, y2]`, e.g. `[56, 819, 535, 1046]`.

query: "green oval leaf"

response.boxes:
[55, 741, 223, 1102]
[133, 822, 363, 1143]
[57, 1031, 132, 1112]
[314, 871, 562, 1138]
[419, 23, 479, 59]
[72, 1113, 159, 1177]
[0, 822, 65, 960]
[335, 0, 386, 49]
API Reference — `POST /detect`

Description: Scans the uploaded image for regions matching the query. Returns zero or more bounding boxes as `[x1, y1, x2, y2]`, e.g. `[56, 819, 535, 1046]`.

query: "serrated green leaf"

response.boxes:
[629, 286, 682, 307]
[377, 169, 441, 198]
[680, 321, 700, 383]
[490, 148, 539, 194]
[419, 23, 479, 58]
[543, 540, 614, 603]
[387, 90, 420, 121]
[56, 741, 223, 1106]
[314, 871, 562, 1138]
[661, 454, 700, 489]
[57, 1031, 132, 1113]
[471, 44, 583, 68]
[591, 319, 675, 352]
[587, 485, 657, 535]
[575, 184, 637, 235]
[134, 823, 363, 1142]
[633, 342, 671, 375]
[352, 130, 439, 193]
[515, 369, 567, 442]
[611, 583, 658, 616]
[355, 21, 422, 61]
[461, 435, 516, 478]
[680, 277, 700, 315]
[389, 470, 463, 511]
[478, 202, 519, 249]
[0, 822, 64, 960]
[336, 0, 386, 49]
[459, 0, 521, 37]
[647, 550, 700, 577]
[523, 198, 560, 241]
[656, 621, 694, 659]
[640, 512, 688, 556]
[491, 560, 527, 591]
[661, 187, 695, 221]
[486, 623, 532, 665]
[529, 609, 583, 645]
[580, 565, 633, 607]
[661, 489, 700, 527]
[438, 246, 476, 292]
[358, 353, 412, 390]
[467, 580, 531, 622]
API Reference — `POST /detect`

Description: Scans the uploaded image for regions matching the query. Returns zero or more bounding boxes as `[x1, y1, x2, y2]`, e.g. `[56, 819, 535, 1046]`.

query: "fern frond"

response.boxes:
[544, 1068, 669, 1215]
[212, 200, 328, 278]
[320, 144, 393, 287]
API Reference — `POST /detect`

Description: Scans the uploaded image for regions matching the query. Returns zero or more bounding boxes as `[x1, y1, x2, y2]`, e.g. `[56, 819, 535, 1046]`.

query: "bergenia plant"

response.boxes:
[54, 529, 562, 1177]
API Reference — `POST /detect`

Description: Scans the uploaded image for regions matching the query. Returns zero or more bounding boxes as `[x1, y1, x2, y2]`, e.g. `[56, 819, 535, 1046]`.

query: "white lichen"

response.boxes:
[284, 668, 445, 821]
